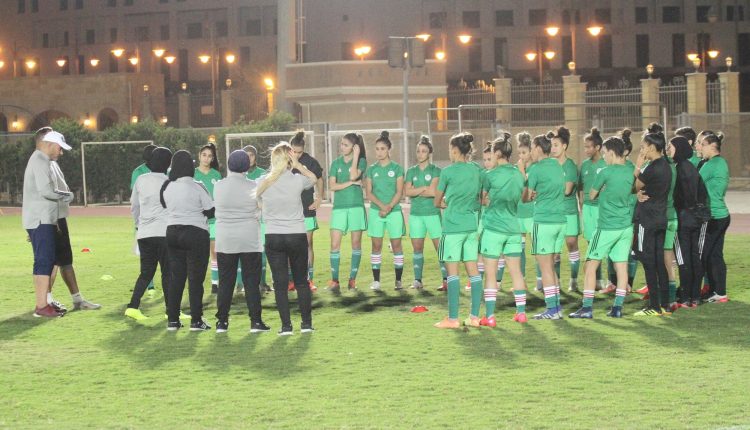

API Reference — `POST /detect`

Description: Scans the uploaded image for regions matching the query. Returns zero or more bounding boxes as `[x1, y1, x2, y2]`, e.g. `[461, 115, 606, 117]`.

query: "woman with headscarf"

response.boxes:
[160, 150, 215, 331]
[126, 147, 177, 321]
[256, 142, 317, 335]
[213, 150, 269, 334]
[669, 136, 710, 308]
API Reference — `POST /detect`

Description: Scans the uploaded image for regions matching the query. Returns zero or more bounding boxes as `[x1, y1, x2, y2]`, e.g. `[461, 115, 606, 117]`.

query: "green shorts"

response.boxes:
[209, 223, 216, 240]
[305, 217, 319, 232]
[439, 232, 479, 263]
[582, 204, 599, 242]
[586, 226, 634, 263]
[531, 223, 565, 255]
[664, 218, 677, 250]
[331, 206, 367, 234]
[565, 213, 581, 237]
[519, 217, 534, 234]
[368, 208, 405, 239]
[480, 230, 522, 259]
[409, 214, 442, 239]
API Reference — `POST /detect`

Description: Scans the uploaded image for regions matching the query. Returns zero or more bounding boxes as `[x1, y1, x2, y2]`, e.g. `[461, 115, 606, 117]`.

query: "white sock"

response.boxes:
[47, 292, 54, 305]
[71, 292, 83, 303]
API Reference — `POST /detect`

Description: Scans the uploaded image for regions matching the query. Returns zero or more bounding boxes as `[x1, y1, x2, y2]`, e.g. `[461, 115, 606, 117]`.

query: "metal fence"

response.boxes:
[584, 86, 643, 133]
[510, 83, 565, 125]
[659, 83, 688, 126]
[707, 81, 724, 114]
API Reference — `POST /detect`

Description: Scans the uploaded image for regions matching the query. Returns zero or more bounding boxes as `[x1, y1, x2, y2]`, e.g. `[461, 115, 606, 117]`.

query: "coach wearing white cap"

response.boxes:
[23, 131, 71, 317]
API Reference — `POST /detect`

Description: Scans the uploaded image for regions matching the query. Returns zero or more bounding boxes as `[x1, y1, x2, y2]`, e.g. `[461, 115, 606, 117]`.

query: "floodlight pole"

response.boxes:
[402, 38, 411, 133]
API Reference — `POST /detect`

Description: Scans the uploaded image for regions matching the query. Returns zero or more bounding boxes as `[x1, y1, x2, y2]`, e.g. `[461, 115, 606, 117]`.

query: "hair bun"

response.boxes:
[716, 132, 725, 142]
[621, 128, 632, 140]
[464, 134, 474, 144]
[516, 131, 531, 146]
[380, 130, 390, 140]
[294, 130, 305, 140]
[590, 127, 600, 137]
[648, 122, 664, 135]
[545, 131, 555, 140]
[420, 135, 430, 144]
[556, 126, 570, 141]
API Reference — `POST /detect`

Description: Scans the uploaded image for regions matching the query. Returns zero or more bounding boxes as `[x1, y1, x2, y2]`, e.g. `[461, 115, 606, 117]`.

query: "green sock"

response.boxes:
[543, 287, 557, 309]
[484, 287, 497, 317]
[350, 249, 362, 280]
[469, 275, 483, 317]
[413, 253, 424, 280]
[582, 290, 595, 308]
[570, 252, 580, 280]
[261, 253, 267, 284]
[496, 259, 505, 283]
[330, 251, 340, 281]
[308, 266, 314, 282]
[236, 268, 243, 287]
[439, 261, 447, 279]
[447, 275, 460, 319]
[668, 281, 677, 303]
[513, 290, 526, 314]
[614, 289, 626, 307]
[211, 260, 219, 283]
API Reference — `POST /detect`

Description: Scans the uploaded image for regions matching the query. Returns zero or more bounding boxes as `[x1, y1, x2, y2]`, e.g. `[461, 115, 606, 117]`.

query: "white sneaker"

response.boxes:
[568, 279, 579, 292]
[705, 293, 728, 303]
[394, 280, 403, 290]
[73, 300, 101, 310]
[369, 281, 381, 291]
[411, 280, 424, 289]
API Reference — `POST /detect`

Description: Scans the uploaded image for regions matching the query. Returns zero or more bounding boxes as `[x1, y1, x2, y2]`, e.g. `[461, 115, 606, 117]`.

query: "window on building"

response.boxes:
[160, 24, 170, 40]
[135, 26, 149, 42]
[463, 10, 480, 28]
[85, 29, 95, 44]
[429, 12, 446, 29]
[562, 35, 572, 65]
[107, 0, 116, 6]
[60, 0, 68, 11]
[635, 7, 648, 23]
[599, 34, 612, 68]
[696, 6, 711, 23]
[636, 34, 649, 67]
[562, 9, 580, 25]
[495, 10, 513, 26]
[75, 0, 83, 9]
[18, 0, 25, 14]
[727, 5, 745, 21]
[468, 38, 482, 72]
[672, 33, 685, 67]
[494, 37, 508, 68]
[240, 46, 251, 66]
[215, 21, 228, 38]
[110, 28, 117, 43]
[31, 0, 38, 12]
[529, 9, 547, 26]
[663, 6, 681, 23]
[594, 8, 611, 24]
[245, 19, 261, 36]
[739, 33, 750, 66]
[42, 33, 49, 48]
[109, 52, 118, 73]
[341, 42, 353, 60]
[186, 22, 203, 39]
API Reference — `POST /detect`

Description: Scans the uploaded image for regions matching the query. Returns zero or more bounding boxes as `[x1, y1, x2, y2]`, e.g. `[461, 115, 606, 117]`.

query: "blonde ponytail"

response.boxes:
[256, 142, 293, 197]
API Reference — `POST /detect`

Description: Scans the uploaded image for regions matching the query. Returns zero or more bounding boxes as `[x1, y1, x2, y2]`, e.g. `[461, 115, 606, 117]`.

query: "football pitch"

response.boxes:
[1, 215, 749, 429]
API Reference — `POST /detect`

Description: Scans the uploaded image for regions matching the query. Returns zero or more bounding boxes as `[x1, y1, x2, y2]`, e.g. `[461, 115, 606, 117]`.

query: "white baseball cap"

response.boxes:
[42, 131, 72, 150]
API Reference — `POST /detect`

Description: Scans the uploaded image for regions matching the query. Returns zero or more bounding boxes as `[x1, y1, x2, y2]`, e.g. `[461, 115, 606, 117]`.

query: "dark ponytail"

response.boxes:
[199, 143, 220, 171]
[643, 122, 666, 154]
[516, 131, 532, 150]
[290, 130, 306, 148]
[602, 136, 625, 158]
[552, 125, 570, 148]
[375, 130, 392, 150]
[621, 129, 633, 156]
[534, 133, 552, 155]
[449, 132, 474, 156]
[585, 127, 603, 148]
[703, 132, 724, 152]
[491, 131, 513, 160]
[674, 126, 697, 145]
[417, 135, 433, 154]
[343, 132, 367, 171]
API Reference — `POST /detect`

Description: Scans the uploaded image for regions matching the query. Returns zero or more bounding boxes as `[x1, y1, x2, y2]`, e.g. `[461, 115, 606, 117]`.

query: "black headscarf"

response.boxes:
[143, 144, 157, 163]
[147, 147, 172, 174]
[160, 150, 195, 208]
[671, 136, 693, 164]
[670, 136, 709, 225]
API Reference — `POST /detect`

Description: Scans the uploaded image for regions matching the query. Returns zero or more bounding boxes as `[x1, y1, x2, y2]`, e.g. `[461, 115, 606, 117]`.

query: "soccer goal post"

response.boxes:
[81, 140, 154, 207]
[223, 130, 316, 174]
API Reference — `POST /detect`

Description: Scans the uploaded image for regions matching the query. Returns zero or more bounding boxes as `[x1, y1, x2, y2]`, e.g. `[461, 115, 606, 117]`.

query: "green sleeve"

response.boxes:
[437, 169, 449, 192]
[527, 167, 538, 191]
[328, 159, 337, 178]
[591, 167, 606, 191]
[130, 169, 139, 190]
[396, 164, 404, 178]
[564, 161, 578, 184]
[433, 165, 441, 178]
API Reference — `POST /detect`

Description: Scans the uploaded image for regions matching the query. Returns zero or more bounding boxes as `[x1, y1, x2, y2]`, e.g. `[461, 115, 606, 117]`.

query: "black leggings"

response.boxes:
[636, 224, 669, 309]
[265, 233, 312, 328]
[674, 223, 707, 302]
[166, 225, 210, 324]
[128, 236, 170, 310]
[701, 216, 730, 296]
[215, 252, 263, 322]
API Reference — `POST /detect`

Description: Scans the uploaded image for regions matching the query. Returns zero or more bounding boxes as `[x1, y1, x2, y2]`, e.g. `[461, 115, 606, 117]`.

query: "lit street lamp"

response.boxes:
[354, 45, 372, 61]
[264, 77, 275, 113]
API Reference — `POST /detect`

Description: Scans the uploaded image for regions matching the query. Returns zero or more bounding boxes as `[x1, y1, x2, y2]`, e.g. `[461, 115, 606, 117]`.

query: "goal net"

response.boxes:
[81, 140, 155, 206]
[223, 131, 318, 174]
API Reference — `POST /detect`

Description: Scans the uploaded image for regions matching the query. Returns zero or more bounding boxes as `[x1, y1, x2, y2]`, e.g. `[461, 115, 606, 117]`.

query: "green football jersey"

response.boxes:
[329, 156, 367, 208]
[481, 163, 525, 234]
[405, 163, 441, 216]
[437, 162, 481, 234]
[366, 160, 404, 212]
[527, 157, 565, 224]
[592, 163, 636, 230]
[194, 168, 222, 197]
[699, 155, 729, 219]
[666, 157, 677, 220]
[561, 158, 579, 215]
[579, 157, 606, 207]
[130, 163, 150, 190]
[246, 166, 266, 180]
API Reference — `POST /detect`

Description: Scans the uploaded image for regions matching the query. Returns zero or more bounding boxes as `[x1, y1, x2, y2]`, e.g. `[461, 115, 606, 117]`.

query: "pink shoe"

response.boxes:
[485, 316, 497, 328]
[513, 313, 528, 323]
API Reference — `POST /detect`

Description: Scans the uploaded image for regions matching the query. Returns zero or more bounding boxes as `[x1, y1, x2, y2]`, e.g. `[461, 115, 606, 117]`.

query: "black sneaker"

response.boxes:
[260, 283, 273, 293]
[606, 306, 623, 318]
[166, 321, 183, 331]
[301, 323, 315, 333]
[250, 321, 271, 333]
[49, 300, 68, 314]
[211, 283, 218, 295]
[190, 320, 211, 331]
[278, 325, 293, 336]
[216, 320, 229, 333]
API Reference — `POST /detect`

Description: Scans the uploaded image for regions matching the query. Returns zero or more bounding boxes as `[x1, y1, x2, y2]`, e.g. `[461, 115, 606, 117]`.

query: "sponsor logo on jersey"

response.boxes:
[387, 171, 395, 177]
[425, 174, 432, 181]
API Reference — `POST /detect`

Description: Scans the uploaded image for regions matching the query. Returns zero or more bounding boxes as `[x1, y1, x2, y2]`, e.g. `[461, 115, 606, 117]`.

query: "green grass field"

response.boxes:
[1, 215, 749, 429]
